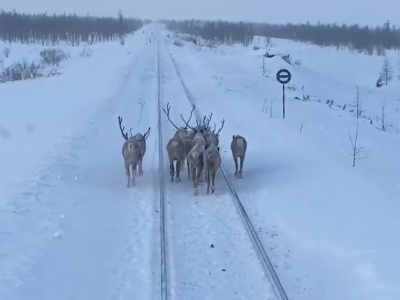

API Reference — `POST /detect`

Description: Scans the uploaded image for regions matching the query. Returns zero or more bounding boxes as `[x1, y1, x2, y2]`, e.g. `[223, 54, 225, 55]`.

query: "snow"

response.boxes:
[0, 27, 161, 299]
[160, 50, 276, 299]
[1, 22, 400, 300]
[163, 31, 400, 299]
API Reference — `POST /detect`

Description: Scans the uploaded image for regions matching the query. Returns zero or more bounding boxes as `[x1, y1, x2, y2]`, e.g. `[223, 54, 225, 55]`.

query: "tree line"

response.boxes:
[164, 19, 254, 46]
[164, 19, 400, 55]
[0, 10, 143, 46]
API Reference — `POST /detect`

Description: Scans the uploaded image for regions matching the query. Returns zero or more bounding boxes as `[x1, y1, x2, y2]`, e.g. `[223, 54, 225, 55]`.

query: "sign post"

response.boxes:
[276, 69, 291, 118]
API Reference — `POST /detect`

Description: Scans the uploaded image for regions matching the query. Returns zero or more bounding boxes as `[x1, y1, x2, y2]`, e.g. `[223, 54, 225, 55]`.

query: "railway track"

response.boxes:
[157, 41, 169, 300]
[154, 36, 290, 300]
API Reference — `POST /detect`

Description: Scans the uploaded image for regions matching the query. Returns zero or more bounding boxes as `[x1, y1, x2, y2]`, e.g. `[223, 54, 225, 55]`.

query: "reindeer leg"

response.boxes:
[198, 167, 203, 184]
[131, 163, 136, 186]
[187, 157, 191, 180]
[211, 170, 216, 193]
[125, 162, 130, 187]
[175, 159, 181, 182]
[170, 159, 175, 181]
[193, 167, 199, 196]
[233, 156, 239, 178]
[239, 156, 244, 179]
[139, 156, 143, 176]
[191, 166, 196, 188]
[206, 169, 210, 194]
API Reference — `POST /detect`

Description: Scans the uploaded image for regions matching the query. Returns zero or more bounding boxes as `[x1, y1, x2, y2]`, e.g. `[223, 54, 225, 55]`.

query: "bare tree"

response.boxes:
[376, 101, 388, 131]
[118, 9, 125, 45]
[380, 56, 393, 85]
[349, 86, 368, 167]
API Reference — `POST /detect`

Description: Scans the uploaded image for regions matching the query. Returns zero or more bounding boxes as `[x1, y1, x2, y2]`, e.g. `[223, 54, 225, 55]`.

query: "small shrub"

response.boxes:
[173, 40, 183, 47]
[0, 59, 43, 83]
[40, 48, 68, 66]
[3, 47, 10, 58]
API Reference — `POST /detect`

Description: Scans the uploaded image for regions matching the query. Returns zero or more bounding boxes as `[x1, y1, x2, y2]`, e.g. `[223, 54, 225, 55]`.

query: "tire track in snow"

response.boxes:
[156, 35, 281, 300]
[160, 36, 289, 300]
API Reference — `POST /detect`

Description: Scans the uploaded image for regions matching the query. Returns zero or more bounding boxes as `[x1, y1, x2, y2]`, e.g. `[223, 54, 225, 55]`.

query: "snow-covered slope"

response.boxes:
[164, 31, 400, 300]
[1, 22, 400, 300]
[0, 27, 162, 299]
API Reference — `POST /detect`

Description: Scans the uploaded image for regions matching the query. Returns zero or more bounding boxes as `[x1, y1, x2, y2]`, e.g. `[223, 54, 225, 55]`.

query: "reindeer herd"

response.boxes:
[117, 103, 247, 196]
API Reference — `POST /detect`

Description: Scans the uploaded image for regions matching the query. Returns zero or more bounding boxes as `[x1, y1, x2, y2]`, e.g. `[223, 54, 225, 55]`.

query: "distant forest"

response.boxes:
[0, 10, 143, 46]
[164, 19, 400, 55]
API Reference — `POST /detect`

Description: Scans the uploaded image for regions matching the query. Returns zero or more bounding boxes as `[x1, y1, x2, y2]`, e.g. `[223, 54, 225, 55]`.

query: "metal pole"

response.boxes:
[282, 84, 285, 119]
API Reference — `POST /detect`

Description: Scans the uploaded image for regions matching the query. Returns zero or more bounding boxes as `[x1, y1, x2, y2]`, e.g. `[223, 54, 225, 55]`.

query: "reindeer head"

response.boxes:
[118, 116, 151, 142]
[131, 127, 151, 141]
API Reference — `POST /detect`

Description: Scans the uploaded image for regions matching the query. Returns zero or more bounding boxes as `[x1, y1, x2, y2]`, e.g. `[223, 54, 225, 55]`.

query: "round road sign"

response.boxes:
[276, 69, 291, 84]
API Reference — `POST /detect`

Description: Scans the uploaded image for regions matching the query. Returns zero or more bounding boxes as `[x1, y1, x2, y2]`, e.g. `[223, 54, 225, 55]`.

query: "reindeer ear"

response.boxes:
[217, 147, 220, 152]
[232, 135, 235, 139]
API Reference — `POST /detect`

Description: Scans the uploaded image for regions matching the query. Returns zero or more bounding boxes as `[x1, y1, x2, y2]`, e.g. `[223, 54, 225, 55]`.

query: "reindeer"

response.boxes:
[166, 136, 185, 182]
[203, 144, 221, 194]
[180, 113, 210, 181]
[118, 116, 144, 187]
[187, 142, 206, 196]
[163, 102, 195, 169]
[230, 135, 247, 179]
[182, 113, 225, 184]
[129, 127, 151, 176]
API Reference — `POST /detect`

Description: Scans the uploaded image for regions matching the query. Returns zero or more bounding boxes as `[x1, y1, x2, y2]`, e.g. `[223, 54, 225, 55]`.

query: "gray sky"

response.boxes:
[0, 0, 399, 27]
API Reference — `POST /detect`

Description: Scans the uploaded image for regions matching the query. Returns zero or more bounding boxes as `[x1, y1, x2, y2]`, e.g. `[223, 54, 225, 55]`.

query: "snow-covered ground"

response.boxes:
[0, 26, 162, 299]
[163, 31, 400, 299]
[1, 21, 400, 300]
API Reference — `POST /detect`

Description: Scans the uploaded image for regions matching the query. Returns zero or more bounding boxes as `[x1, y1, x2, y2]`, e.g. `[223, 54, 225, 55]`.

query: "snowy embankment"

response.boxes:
[163, 31, 400, 300]
[0, 27, 162, 299]
[0, 33, 140, 200]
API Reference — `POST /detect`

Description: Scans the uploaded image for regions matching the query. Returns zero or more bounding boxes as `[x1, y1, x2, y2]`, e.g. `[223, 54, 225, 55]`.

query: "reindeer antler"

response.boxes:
[181, 114, 196, 130]
[143, 127, 151, 140]
[184, 104, 196, 128]
[131, 127, 151, 142]
[129, 128, 134, 137]
[118, 116, 129, 140]
[162, 102, 180, 130]
[215, 119, 225, 135]
[204, 113, 213, 129]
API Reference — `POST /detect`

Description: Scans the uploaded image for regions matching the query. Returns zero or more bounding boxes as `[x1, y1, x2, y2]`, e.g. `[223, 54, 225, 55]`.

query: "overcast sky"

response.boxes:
[0, 0, 398, 27]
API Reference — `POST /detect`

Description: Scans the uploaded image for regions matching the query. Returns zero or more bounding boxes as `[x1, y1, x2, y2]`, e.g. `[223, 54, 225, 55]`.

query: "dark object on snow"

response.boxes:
[253, 46, 260, 50]
[210, 243, 214, 248]
[376, 77, 383, 87]
[264, 51, 275, 58]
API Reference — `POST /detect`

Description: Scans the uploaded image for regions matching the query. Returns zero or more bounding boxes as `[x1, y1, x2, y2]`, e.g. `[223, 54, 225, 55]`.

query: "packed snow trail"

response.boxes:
[2, 37, 161, 300]
[157, 35, 277, 300]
